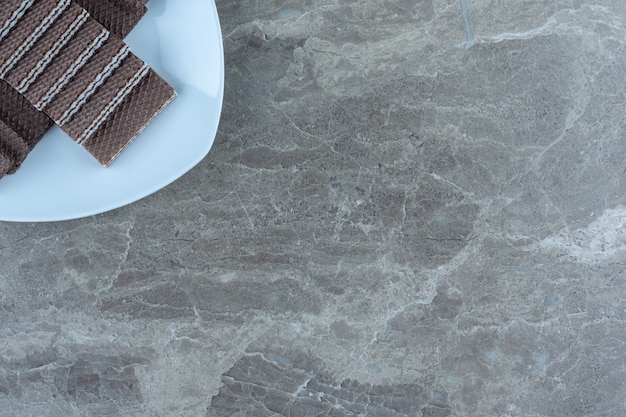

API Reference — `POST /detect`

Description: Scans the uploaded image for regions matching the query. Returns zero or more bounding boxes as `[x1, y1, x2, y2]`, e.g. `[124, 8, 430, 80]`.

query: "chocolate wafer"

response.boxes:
[0, 78, 53, 175]
[0, 0, 148, 178]
[74, 0, 146, 39]
[0, 78, 52, 147]
[0, 117, 30, 173]
[82, 65, 174, 164]
[121, 0, 150, 10]
[0, 120, 20, 176]
[0, 146, 15, 176]
[0, 0, 176, 166]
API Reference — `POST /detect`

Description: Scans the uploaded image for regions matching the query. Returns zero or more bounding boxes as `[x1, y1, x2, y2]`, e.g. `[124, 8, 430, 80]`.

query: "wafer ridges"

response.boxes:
[0, 0, 175, 176]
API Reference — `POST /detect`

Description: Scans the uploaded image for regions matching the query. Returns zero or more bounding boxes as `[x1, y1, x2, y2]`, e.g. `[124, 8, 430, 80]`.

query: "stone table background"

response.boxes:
[1, 0, 626, 415]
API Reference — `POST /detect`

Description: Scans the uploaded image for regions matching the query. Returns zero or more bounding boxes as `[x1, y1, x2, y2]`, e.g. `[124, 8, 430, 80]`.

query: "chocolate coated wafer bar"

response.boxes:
[0, 78, 53, 148]
[0, 78, 53, 174]
[0, 0, 148, 177]
[122, 0, 149, 9]
[0, 145, 15, 174]
[75, 0, 146, 39]
[0, 114, 35, 172]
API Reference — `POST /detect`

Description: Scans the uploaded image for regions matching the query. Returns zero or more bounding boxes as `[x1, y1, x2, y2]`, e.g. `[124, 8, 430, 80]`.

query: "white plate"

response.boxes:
[0, 0, 224, 222]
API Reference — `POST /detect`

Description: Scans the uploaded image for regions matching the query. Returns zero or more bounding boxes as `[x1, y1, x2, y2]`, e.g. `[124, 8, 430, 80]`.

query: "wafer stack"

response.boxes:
[0, 0, 173, 178]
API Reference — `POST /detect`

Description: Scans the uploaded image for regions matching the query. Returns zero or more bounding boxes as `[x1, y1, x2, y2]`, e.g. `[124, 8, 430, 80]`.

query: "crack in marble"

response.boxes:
[460, 0, 475, 50]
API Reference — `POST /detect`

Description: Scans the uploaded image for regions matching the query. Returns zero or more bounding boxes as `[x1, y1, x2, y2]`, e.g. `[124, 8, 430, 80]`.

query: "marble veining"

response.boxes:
[1, 0, 626, 415]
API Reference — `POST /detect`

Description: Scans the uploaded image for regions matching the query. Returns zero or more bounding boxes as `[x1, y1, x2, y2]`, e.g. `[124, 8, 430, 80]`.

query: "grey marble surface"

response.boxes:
[1, 0, 626, 415]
